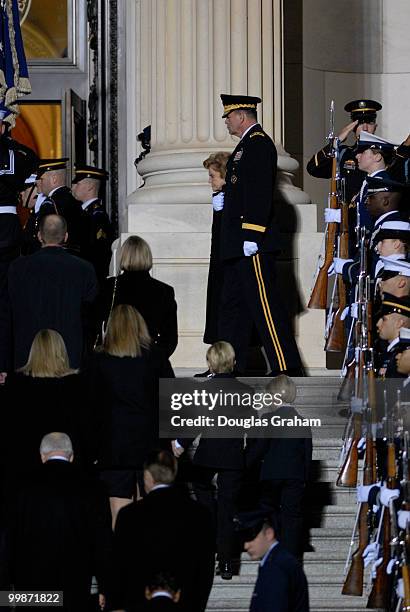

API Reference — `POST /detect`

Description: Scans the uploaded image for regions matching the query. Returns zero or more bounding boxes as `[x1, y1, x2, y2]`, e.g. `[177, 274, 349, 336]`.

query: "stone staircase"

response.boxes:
[205, 376, 373, 612]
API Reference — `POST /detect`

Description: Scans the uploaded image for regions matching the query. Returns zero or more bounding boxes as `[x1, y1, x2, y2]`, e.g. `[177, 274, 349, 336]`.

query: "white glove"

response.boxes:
[340, 306, 350, 321]
[379, 486, 400, 508]
[212, 192, 224, 211]
[333, 257, 353, 274]
[387, 558, 397, 575]
[396, 577, 405, 599]
[371, 556, 383, 579]
[398, 509, 410, 530]
[357, 484, 378, 503]
[350, 302, 358, 320]
[243, 241, 258, 257]
[363, 542, 380, 567]
[324, 207, 341, 224]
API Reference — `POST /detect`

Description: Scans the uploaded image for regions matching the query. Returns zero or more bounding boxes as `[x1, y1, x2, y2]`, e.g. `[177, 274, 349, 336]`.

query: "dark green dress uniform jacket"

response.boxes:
[221, 123, 282, 261]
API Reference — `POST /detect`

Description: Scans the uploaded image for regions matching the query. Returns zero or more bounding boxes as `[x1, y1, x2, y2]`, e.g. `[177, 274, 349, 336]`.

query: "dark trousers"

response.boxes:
[259, 478, 305, 559]
[193, 466, 242, 561]
[218, 254, 302, 373]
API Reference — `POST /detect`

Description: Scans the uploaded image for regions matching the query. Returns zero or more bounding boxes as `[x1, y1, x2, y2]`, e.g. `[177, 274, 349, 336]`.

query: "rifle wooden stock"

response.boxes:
[342, 433, 375, 595]
[308, 157, 338, 310]
[337, 360, 355, 401]
[402, 563, 410, 611]
[326, 201, 349, 352]
[366, 510, 391, 609]
[337, 414, 361, 488]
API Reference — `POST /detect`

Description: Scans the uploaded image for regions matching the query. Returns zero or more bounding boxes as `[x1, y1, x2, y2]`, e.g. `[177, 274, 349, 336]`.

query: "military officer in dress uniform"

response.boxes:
[217, 94, 303, 375]
[36, 158, 83, 254]
[71, 165, 113, 283]
[376, 294, 410, 378]
[0, 105, 39, 378]
[20, 173, 47, 255]
[235, 509, 310, 612]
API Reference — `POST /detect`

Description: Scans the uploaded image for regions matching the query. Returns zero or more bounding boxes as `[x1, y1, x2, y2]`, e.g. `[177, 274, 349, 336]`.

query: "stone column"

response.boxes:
[124, 0, 324, 369]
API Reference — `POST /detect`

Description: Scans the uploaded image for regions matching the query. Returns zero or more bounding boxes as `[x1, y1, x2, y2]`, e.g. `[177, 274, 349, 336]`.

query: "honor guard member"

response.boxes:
[218, 94, 303, 375]
[71, 165, 113, 283]
[20, 173, 47, 255]
[307, 99, 382, 202]
[235, 509, 310, 612]
[0, 105, 39, 377]
[36, 158, 83, 254]
[376, 293, 410, 378]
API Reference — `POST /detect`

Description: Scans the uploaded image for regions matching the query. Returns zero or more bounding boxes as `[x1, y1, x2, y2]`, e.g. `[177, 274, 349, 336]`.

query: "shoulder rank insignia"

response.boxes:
[96, 228, 107, 240]
[250, 131, 265, 138]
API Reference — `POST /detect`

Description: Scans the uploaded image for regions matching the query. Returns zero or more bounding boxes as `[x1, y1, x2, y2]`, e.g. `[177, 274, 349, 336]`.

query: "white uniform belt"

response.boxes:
[0, 206, 17, 214]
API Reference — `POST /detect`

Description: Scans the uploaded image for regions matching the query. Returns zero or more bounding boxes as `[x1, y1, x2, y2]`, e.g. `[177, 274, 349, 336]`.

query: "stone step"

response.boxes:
[207, 600, 369, 612]
[237, 558, 346, 577]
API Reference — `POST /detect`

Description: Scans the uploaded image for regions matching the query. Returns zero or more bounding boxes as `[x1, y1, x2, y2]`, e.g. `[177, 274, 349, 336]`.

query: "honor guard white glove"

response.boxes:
[396, 577, 405, 599]
[371, 557, 383, 579]
[379, 486, 400, 508]
[243, 241, 258, 257]
[357, 484, 379, 503]
[398, 509, 410, 530]
[212, 192, 224, 211]
[324, 208, 341, 224]
[333, 257, 353, 274]
[363, 542, 380, 567]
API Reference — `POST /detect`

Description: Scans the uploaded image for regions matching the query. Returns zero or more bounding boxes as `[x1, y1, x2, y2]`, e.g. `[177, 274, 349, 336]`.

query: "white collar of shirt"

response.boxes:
[151, 592, 173, 600]
[48, 186, 64, 198]
[150, 484, 171, 493]
[240, 123, 259, 141]
[387, 337, 400, 353]
[82, 198, 98, 211]
[259, 541, 278, 567]
[404, 376, 410, 388]
[47, 456, 69, 462]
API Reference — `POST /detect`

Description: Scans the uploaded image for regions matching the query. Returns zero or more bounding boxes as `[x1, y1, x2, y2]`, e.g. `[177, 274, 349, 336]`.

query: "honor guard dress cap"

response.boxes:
[72, 165, 109, 184]
[344, 99, 382, 123]
[36, 157, 69, 177]
[220, 94, 262, 118]
[398, 327, 410, 350]
[379, 293, 410, 318]
[366, 175, 406, 194]
[355, 131, 396, 153]
[372, 220, 410, 243]
[379, 258, 410, 280]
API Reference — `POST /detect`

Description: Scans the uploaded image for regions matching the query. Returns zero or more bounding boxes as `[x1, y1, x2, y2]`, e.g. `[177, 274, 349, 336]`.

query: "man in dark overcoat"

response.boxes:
[1, 432, 112, 612]
[109, 450, 215, 612]
[8, 214, 98, 368]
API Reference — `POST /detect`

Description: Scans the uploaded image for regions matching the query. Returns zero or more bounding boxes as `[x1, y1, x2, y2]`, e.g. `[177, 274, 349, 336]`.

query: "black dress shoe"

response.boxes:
[194, 369, 211, 378]
[218, 560, 233, 580]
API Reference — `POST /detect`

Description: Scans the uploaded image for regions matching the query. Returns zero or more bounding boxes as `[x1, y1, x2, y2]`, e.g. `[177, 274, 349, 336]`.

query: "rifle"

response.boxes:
[326, 178, 349, 352]
[367, 390, 398, 609]
[308, 100, 339, 309]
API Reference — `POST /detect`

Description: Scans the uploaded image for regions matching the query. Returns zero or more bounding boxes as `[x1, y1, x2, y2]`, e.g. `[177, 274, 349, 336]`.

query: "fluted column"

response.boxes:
[124, 0, 324, 369]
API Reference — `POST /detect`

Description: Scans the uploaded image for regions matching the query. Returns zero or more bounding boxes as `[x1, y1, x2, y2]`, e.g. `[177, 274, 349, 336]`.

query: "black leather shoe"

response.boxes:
[218, 560, 233, 580]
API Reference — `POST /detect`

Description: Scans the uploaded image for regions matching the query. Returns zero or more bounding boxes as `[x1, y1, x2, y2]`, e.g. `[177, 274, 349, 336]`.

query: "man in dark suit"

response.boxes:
[236, 509, 310, 612]
[2, 432, 112, 612]
[143, 572, 181, 611]
[246, 375, 312, 559]
[36, 158, 84, 254]
[110, 450, 215, 612]
[217, 94, 303, 376]
[8, 214, 98, 368]
[71, 165, 113, 283]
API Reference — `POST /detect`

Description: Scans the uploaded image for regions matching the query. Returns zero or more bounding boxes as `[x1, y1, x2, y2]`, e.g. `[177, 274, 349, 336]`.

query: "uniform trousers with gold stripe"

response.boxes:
[218, 253, 302, 374]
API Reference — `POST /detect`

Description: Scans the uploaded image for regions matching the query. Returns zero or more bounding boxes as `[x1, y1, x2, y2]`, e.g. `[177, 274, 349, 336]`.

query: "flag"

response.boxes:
[0, 0, 31, 125]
